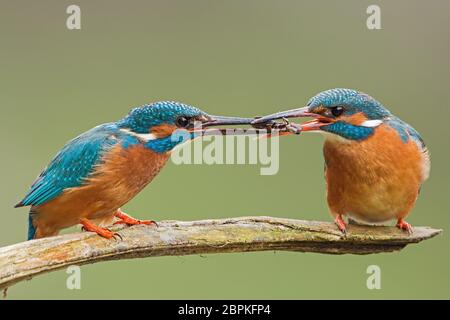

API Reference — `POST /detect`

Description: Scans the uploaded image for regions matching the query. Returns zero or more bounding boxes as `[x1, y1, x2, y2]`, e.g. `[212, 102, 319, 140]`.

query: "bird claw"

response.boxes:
[143, 220, 158, 227]
[98, 229, 122, 240]
[102, 227, 123, 241]
[112, 232, 123, 241]
[114, 218, 158, 227]
[114, 209, 158, 227]
[396, 219, 413, 234]
[334, 215, 347, 236]
[80, 218, 123, 240]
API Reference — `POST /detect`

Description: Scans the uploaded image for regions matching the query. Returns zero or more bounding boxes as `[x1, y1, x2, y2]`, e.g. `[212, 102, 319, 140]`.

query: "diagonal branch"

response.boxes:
[0, 216, 441, 291]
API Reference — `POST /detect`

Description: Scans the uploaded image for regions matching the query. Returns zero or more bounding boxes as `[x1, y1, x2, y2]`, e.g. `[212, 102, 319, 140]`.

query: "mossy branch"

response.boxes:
[0, 216, 441, 291]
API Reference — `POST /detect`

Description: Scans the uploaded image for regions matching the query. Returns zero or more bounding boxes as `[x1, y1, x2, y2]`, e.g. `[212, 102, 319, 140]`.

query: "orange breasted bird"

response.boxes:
[15, 101, 256, 240]
[252, 88, 430, 234]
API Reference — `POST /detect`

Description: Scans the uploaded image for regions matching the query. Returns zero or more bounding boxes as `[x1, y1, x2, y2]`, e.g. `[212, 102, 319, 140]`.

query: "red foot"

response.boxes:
[80, 218, 122, 240]
[113, 210, 157, 226]
[396, 219, 413, 234]
[334, 215, 347, 235]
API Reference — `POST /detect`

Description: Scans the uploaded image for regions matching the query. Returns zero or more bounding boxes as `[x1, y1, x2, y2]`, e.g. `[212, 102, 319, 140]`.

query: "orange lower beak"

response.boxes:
[300, 118, 332, 131]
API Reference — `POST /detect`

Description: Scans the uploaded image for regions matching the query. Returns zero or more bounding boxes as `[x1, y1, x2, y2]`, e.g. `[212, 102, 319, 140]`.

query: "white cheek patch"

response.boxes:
[120, 129, 158, 142]
[360, 120, 383, 127]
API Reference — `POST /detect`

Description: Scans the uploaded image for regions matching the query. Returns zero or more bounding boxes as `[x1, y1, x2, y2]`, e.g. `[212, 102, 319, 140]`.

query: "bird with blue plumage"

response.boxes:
[16, 101, 258, 239]
[252, 88, 430, 234]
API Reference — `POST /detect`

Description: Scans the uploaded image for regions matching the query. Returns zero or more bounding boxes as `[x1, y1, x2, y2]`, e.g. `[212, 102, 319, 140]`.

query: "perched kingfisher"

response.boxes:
[15, 101, 255, 240]
[252, 88, 430, 234]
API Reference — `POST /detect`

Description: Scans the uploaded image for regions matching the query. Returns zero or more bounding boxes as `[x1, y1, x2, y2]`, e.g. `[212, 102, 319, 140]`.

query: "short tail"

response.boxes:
[28, 213, 37, 240]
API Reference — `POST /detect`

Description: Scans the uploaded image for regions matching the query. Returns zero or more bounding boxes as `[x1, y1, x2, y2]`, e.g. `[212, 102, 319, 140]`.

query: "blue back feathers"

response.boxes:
[16, 101, 205, 209]
[16, 123, 123, 208]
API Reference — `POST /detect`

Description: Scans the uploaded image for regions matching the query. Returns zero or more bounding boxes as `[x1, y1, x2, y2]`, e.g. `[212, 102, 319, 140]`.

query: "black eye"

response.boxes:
[175, 116, 190, 128]
[331, 106, 344, 117]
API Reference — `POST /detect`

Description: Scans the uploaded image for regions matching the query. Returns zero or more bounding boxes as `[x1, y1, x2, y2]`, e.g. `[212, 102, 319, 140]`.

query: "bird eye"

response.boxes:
[331, 106, 344, 117]
[175, 116, 191, 128]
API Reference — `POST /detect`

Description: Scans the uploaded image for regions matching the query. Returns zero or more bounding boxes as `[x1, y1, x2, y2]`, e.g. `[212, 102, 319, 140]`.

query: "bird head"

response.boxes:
[118, 101, 255, 152]
[252, 88, 392, 141]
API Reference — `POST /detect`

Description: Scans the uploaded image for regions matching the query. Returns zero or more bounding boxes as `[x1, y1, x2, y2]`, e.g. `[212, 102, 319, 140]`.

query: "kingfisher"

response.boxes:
[15, 101, 256, 240]
[252, 88, 430, 234]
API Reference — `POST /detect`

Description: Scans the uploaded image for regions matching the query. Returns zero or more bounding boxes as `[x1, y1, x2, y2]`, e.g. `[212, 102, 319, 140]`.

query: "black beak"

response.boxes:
[189, 115, 273, 136]
[202, 115, 255, 127]
[251, 106, 315, 125]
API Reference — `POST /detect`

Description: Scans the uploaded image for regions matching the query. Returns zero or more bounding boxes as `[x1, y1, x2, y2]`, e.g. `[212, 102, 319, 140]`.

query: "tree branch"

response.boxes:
[0, 216, 441, 291]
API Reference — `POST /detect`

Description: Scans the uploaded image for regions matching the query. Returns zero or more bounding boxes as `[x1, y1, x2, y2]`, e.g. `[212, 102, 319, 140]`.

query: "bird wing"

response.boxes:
[405, 123, 427, 151]
[386, 117, 426, 151]
[386, 117, 430, 181]
[16, 123, 123, 208]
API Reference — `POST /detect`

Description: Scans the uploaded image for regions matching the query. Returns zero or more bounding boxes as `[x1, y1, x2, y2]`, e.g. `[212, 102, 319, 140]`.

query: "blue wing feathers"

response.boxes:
[16, 123, 122, 207]
[404, 123, 426, 150]
[386, 117, 427, 151]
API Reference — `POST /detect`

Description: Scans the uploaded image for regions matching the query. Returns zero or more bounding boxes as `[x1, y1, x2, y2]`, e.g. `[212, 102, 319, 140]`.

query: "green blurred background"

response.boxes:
[1, 0, 449, 299]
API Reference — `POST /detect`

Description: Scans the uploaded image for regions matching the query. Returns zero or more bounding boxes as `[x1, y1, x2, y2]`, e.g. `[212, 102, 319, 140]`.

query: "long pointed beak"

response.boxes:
[202, 115, 255, 127]
[251, 106, 316, 125]
[188, 115, 269, 136]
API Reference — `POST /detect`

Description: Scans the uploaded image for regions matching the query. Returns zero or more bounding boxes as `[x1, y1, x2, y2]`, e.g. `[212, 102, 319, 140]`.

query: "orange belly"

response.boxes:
[323, 125, 427, 224]
[32, 144, 170, 237]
